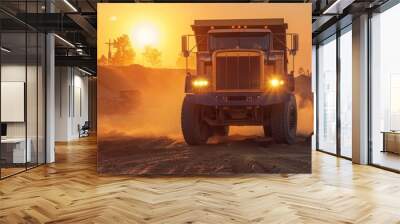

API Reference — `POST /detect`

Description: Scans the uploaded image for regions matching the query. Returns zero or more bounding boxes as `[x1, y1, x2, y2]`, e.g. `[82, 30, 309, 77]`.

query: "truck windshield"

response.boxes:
[209, 32, 269, 51]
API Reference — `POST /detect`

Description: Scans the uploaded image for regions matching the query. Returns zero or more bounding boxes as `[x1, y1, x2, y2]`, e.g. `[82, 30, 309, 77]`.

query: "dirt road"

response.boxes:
[98, 135, 311, 175]
[97, 65, 312, 175]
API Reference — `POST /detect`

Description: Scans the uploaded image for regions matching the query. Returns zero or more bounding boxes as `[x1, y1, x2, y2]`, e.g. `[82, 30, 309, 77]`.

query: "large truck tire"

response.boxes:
[181, 96, 210, 145]
[213, 126, 230, 136]
[270, 94, 297, 144]
[263, 124, 271, 138]
[263, 110, 271, 137]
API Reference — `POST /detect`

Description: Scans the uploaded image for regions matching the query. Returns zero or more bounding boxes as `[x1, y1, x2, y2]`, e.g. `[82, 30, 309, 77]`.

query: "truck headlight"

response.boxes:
[192, 78, 209, 88]
[269, 78, 284, 88]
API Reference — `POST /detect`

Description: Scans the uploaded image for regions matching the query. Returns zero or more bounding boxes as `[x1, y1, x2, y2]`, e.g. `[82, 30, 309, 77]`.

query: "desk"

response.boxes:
[1, 138, 31, 163]
[382, 131, 400, 154]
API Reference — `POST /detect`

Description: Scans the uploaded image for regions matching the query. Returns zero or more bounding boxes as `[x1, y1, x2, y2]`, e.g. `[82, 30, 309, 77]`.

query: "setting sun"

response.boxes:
[132, 22, 159, 49]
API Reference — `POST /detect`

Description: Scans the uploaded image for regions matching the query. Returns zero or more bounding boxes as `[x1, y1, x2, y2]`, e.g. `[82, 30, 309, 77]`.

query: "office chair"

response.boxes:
[79, 121, 90, 138]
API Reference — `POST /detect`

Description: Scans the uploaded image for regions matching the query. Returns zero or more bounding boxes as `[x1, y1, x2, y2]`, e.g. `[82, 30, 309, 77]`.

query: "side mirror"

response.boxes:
[287, 71, 295, 92]
[291, 34, 299, 54]
[181, 35, 189, 57]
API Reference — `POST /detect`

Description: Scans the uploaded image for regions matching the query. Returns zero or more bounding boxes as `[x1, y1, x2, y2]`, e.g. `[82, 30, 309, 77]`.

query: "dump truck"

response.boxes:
[181, 19, 298, 145]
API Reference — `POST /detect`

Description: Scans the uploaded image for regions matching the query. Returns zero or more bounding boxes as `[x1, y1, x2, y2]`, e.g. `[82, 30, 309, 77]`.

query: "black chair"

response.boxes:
[79, 121, 90, 138]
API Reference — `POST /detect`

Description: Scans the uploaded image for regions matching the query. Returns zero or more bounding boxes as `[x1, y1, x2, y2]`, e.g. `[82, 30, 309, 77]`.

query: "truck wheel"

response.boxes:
[263, 124, 271, 137]
[270, 95, 297, 144]
[213, 126, 229, 136]
[181, 96, 210, 145]
[263, 110, 271, 137]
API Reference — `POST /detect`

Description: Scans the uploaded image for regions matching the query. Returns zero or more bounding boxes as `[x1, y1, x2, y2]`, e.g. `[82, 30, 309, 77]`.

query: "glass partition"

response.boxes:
[1, 31, 28, 177]
[371, 3, 400, 171]
[339, 27, 352, 158]
[0, 2, 46, 179]
[317, 35, 337, 154]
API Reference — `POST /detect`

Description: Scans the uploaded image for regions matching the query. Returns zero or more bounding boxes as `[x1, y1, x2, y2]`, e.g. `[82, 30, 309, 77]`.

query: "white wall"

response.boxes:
[55, 66, 70, 141]
[72, 73, 89, 138]
[55, 67, 89, 141]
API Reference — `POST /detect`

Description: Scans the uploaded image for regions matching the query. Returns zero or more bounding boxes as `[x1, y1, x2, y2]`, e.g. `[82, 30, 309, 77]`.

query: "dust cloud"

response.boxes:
[98, 65, 185, 139]
[98, 65, 313, 140]
[295, 94, 314, 137]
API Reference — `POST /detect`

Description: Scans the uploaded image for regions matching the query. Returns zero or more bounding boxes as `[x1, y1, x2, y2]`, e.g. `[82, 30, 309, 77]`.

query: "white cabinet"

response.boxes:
[1, 138, 32, 163]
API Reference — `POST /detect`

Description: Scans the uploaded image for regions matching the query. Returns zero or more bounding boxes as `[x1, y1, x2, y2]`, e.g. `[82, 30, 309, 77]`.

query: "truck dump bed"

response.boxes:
[191, 18, 288, 52]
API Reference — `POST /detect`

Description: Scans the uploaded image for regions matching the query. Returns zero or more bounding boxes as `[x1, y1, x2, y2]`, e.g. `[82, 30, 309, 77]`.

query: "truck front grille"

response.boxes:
[215, 55, 261, 90]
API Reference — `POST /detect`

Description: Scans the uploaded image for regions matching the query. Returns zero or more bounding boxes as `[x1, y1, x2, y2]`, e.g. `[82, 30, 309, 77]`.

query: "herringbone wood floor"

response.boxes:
[1, 137, 400, 224]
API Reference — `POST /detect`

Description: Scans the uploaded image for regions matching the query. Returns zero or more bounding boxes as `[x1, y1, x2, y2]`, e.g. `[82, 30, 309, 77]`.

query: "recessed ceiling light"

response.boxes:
[78, 67, 93, 76]
[63, 0, 78, 12]
[323, 0, 355, 15]
[54, 34, 75, 48]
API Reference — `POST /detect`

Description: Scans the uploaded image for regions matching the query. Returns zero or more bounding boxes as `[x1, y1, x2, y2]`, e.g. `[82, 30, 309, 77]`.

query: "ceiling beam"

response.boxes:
[322, 0, 356, 14]
[67, 13, 97, 38]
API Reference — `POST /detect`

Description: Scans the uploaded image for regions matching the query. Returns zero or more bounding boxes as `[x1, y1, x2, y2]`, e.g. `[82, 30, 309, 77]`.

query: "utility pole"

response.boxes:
[105, 39, 113, 64]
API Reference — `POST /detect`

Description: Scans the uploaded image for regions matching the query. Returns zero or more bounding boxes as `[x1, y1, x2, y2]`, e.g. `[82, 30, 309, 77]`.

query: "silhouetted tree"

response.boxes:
[142, 46, 161, 66]
[98, 54, 107, 65]
[297, 67, 305, 76]
[111, 34, 135, 66]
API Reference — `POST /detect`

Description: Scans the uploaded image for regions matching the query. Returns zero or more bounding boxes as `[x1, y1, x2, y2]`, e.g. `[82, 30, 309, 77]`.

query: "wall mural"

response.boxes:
[97, 3, 313, 175]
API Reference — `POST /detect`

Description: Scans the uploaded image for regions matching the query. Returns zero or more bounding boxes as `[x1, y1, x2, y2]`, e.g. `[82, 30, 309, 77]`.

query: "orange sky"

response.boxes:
[98, 3, 311, 71]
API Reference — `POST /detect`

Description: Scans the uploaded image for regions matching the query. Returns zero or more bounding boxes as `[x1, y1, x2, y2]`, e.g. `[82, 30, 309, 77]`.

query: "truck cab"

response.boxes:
[181, 19, 298, 145]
